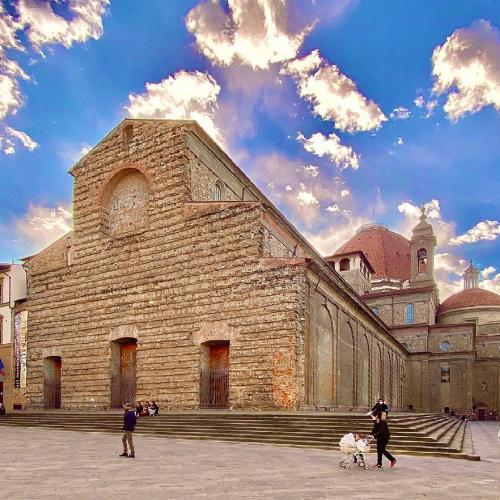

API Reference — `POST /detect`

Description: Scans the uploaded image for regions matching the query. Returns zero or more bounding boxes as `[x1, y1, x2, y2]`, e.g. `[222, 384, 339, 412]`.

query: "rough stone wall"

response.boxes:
[364, 289, 437, 327]
[25, 121, 304, 411]
[473, 362, 499, 412]
[306, 277, 405, 410]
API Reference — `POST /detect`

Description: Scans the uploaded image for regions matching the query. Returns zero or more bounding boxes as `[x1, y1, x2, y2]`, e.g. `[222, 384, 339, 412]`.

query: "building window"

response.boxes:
[0, 315, 3, 343]
[122, 124, 133, 145]
[214, 180, 224, 201]
[441, 367, 450, 383]
[339, 258, 350, 271]
[439, 340, 451, 352]
[405, 303, 414, 324]
[417, 248, 427, 273]
[371, 307, 379, 316]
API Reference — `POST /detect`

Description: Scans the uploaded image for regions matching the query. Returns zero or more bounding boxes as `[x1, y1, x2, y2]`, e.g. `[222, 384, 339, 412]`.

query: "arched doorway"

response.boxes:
[200, 341, 229, 409]
[44, 356, 61, 409]
[110, 338, 137, 408]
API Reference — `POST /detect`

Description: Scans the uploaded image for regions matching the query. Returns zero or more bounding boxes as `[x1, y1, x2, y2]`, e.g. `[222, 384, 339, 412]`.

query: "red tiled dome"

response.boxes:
[438, 288, 500, 314]
[334, 224, 410, 281]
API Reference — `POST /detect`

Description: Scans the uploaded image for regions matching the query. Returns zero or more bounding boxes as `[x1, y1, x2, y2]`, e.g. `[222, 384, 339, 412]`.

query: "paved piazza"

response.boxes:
[1, 422, 499, 499]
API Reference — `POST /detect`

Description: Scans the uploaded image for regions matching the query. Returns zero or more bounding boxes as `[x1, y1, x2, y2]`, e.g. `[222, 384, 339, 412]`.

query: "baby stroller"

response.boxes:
[339, 436, 372, 470]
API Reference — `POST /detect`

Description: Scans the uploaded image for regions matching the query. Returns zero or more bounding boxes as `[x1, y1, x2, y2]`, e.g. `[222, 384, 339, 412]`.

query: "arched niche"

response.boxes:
[100, 167, 151, 237]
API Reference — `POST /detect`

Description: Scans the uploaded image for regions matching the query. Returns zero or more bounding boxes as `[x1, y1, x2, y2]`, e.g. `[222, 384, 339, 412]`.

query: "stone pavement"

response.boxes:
[0, 422, 499, 499]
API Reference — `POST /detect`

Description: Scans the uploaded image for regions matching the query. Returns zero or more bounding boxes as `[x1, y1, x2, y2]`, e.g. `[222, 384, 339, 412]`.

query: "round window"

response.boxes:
[440, 341, 451, 352]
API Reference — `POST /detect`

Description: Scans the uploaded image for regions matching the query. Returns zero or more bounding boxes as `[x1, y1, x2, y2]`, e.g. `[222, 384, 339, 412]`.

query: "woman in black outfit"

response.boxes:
[371, 411, 397, 468]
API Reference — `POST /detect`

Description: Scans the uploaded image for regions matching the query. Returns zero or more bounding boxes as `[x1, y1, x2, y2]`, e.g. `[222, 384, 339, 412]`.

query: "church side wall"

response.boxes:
[306, 274, 406, 411]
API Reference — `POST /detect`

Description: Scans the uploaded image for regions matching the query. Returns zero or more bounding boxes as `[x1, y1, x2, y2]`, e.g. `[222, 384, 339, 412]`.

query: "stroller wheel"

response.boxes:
[358, 460, 364, 467]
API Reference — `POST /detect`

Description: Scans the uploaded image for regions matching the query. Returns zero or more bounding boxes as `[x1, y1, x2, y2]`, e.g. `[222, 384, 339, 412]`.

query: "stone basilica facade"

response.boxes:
[22, 119, 500, 416]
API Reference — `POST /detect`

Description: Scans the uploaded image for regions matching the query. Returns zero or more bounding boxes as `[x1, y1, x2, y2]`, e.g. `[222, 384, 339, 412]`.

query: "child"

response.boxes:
[339, 432, 362, 463]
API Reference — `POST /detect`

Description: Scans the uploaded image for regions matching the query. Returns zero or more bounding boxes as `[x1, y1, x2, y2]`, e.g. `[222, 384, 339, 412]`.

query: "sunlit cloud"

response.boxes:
[282, 49, 387, 132]
[297, 131, 360, 170]
[449, 220, 500, 245]
[186, 0, 311, 69]
[2, 204, 73, 256]
[126, 70, 223, 145]
[432, 19, 500, 121]
[390, 106, 411, 120]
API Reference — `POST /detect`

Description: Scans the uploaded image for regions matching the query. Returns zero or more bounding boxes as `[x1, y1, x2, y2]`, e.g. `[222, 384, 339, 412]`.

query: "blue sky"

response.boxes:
[0, 0, 499, 298]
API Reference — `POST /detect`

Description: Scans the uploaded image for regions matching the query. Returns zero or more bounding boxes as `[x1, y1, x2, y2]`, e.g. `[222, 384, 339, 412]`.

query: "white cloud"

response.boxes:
[126, 70, 222, 144]
[0, 1, 109, 153]
[284, 184, 293, 192]
[432, 19, 500, 121]
[340, 189, 350, 198]
[282, 50, 387, 132]
[434, 252, 468, 299]
[17, 0, 109, 51]
[390, 106, 411, 120]
[11, 204, 73, 254]
[304, 214, 372, 256]
[297, 185, 319, 206]
[297, 131, 360, 170]
[395, 136, 404, 146]
[397, 199, 456, 247]
[326, 203, 340, 212]
[482, 266, 496, 279]
[185, 0, 311, 69]
[482, 272, 500, 295]
[414, 95, 425, 107]
[449, 220, 500, 245]
[5, 126, 38, 150]
[301, 165, 319, 177]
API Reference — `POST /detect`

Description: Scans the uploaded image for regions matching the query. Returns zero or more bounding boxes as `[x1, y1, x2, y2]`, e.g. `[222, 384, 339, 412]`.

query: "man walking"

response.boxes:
[120, 402, 137, 458]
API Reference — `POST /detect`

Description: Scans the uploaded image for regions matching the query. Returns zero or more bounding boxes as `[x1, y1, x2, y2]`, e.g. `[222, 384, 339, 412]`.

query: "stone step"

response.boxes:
[0, 412, 479, 460]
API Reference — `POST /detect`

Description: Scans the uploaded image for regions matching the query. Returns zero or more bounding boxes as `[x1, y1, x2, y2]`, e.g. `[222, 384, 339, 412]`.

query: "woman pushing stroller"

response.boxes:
[371, 410, 397, 468]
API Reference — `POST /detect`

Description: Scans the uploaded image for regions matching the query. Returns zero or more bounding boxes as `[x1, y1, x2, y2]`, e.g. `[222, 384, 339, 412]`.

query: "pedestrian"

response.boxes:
[120, 402, 137, 458]
[371, 411, 397, 468]
[366, 398, 389, 420]
[0, 403, 6, 416]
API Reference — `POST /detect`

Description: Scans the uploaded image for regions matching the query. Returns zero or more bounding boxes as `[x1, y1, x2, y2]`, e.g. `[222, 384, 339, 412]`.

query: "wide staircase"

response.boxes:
[0, 412, 479, 460]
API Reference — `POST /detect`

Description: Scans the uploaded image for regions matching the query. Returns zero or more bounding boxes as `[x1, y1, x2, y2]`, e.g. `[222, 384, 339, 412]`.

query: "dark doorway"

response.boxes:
[44, 356, 61, 409]
[111, 339, 137, 408]
[0, 381, 3, 404]
[200, 341, 229, 409]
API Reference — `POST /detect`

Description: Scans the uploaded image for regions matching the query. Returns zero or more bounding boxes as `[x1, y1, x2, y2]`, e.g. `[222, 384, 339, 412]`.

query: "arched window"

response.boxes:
[214, 180, 224, 201]
[417, 248, 427, 273]
[339, 258, 350, 271]
[405, 303, 414, 324]
[101, 169, 150, 236]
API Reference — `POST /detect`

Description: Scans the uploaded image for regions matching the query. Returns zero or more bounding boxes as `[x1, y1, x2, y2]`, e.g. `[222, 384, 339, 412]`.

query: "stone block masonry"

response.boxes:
[25, 119, 405, 412]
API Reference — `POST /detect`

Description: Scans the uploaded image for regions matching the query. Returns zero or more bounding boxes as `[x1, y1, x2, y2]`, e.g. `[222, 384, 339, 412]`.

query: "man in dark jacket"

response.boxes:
[371, 412, 397, 468]
[120, 403, 137, 458]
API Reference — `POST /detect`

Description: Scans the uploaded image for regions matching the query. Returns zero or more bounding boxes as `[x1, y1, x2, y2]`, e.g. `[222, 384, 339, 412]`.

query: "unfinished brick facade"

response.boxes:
[24, 119, 405, 411]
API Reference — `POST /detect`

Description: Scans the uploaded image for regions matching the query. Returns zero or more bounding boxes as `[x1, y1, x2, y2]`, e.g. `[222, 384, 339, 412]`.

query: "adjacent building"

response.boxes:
[0, 263, 27, 410]
[329, 219, 500, 416]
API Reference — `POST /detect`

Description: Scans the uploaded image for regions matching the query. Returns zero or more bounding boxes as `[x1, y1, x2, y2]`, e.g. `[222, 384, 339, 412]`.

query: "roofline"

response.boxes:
[363, 285, 435, 299]
[326, 250, 375, 274]
[23, 231, 73, 266]
[438, 304, 500, 315]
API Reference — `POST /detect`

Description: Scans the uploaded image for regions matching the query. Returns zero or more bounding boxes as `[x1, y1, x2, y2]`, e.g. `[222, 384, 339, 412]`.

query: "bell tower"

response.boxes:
[410, 210, 437, 288]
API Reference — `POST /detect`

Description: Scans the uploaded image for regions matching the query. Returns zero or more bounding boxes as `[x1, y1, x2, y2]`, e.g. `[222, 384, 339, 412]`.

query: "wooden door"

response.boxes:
[120, 343, 136, 406]
[208, 343, 229, 408]
[44, 357, 61, 409]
